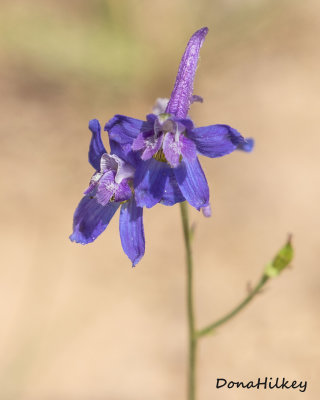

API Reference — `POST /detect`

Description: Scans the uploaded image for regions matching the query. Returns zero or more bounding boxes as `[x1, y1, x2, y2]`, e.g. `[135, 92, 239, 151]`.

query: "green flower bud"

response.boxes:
[264, 235, 294, 278]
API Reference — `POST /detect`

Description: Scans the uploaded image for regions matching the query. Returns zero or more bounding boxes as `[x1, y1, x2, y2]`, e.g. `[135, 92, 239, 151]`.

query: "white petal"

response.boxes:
[110, 154, 135, 184]
[100, 153, 117, 173]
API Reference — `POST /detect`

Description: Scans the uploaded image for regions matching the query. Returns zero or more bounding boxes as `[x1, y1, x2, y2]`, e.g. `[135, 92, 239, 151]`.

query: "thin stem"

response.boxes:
[196, 274, 269, 338]
[180, 201, 197, 400]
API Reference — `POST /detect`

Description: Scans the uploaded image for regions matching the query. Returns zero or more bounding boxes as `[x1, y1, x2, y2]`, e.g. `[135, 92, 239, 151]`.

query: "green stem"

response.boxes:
[179, 201, 275, 399]
[180, 201, 197, 400]
[196, 274, 269, 338]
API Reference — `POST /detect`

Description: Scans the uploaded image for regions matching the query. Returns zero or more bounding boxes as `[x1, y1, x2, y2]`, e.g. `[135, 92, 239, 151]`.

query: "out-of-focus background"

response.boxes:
[1, 0, 319, 399]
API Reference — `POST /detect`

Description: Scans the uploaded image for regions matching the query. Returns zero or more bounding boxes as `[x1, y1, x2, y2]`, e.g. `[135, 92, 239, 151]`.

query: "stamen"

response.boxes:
[153, 148, 167, 163]
[128, 180, 135, 194]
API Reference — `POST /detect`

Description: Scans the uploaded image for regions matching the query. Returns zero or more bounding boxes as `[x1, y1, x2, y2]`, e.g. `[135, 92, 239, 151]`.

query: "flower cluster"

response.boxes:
[70, 27, 253, 266]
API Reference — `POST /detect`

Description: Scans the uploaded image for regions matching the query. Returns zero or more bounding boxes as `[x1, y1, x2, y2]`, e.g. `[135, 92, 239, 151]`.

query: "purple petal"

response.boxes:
[189, 124, 249, 158]
[110, 140, 140, 167]
[96, 171, 117, 206]
[180, 135, 197, 162]
[105, 115, 148, 145]
[161, 169, 185, 206]
[163, 133, 196, 167]
[131, 132, 147, 151]
[83, 182, 96, 196]
[119, 198, 145, 266]
[134, 158, 168, 208]
[102, 153, 135, 184]
[88, 119, 106, 171]
[114, 180, 132, 202]
[70, 196, 119, 244]
[141, 135, 163, 160]
[178, 118, 194, 132]
[132, 131, 163, 161]
[146, 113, 158, 124]
[84, 172, 102, 195]
[106, 115, 153, 166]
[162, 132, 181, 167]
[166, 27, 208, 118]
[174, 157, 209, 210]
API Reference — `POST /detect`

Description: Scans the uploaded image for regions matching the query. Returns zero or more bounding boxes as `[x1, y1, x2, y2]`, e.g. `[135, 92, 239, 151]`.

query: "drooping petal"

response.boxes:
[134, 158, 168, 208]
[119, 198, 145, 266]
[180, 135, 197, 162]
[70, 195, 119, 244]
[174, 157, 209, 210]
[166, 27, 208, 119]
[161, 169, 185, 206]
[189, 124, 250, 158]
[88, 119, 106, 171]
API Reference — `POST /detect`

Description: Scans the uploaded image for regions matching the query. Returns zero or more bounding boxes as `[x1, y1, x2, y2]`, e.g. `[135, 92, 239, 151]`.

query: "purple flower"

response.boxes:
[70, 119, 145, 266]
[70, 27, 254, 267]
[105, 27, 253, 211]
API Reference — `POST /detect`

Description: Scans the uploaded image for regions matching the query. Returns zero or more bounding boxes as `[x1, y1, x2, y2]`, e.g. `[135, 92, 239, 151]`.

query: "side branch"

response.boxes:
[196, 274, 269, 338]
[196, 234, 293, 338]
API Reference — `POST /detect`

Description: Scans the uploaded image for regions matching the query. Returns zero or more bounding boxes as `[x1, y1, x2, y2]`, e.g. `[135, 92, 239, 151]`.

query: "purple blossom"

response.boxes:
[70, 27, 254, 267]
[70, 119, 145, 266]
[105, 27, 253, 211]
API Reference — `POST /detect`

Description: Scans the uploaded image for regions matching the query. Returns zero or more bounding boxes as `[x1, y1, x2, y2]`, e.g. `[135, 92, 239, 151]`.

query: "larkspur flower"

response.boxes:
[70, 119, 145, 266]
[105, 27, 253, 212]
[70, 27, 254, 266]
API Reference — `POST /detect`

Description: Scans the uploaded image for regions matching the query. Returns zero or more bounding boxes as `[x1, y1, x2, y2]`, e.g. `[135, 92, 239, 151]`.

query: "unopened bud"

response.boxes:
[264, 234, 294, 278]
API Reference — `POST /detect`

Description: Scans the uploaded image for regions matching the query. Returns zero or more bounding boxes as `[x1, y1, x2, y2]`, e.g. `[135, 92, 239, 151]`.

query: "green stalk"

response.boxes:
[196, 275, 269, 338]
[180, 201, 197, 400]
[178, 201, 290, 398]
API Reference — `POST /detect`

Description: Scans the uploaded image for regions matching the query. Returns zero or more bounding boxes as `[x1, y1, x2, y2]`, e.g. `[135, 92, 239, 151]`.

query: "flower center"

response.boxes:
[153, 148, 167, 163]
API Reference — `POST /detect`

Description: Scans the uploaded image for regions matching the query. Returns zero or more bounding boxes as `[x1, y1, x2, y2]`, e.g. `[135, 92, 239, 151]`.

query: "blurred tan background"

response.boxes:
[1, 0, 319, 399]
